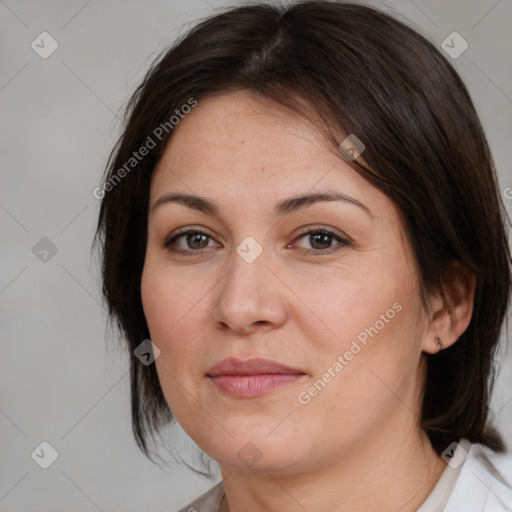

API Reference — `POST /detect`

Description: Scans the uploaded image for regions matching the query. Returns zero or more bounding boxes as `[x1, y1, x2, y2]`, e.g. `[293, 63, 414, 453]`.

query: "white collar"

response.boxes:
[441, 440, 512, 511]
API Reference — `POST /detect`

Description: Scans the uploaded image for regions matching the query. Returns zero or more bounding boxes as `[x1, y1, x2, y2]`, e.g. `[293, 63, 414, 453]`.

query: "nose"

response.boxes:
[212, 244, 288, 335]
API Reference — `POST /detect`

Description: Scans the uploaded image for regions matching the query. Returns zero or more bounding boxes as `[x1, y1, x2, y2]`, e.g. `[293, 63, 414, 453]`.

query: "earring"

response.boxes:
[435, 335, 444, 351]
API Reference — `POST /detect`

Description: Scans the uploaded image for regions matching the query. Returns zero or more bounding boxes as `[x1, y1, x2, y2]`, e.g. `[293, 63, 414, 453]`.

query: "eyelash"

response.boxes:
[163, 226, 349, 256]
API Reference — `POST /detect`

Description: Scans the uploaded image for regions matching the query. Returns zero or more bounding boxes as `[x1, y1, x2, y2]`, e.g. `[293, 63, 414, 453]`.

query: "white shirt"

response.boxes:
[177, 439, 512, 511]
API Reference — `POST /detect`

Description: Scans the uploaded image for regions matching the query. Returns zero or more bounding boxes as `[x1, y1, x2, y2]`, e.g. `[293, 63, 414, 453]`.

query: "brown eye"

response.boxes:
[293, 229, 349, 254]
[184, 232, 210, 249]
[308, 232, 334, 250]
[164, 230, 218, 253]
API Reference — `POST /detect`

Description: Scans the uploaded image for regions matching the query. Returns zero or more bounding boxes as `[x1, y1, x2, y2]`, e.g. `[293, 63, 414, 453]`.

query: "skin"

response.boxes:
[141, 90, 476, 512]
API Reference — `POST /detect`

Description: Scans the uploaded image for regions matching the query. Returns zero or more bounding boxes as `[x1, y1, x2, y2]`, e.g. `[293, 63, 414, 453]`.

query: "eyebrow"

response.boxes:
[151, 191, 373, 218]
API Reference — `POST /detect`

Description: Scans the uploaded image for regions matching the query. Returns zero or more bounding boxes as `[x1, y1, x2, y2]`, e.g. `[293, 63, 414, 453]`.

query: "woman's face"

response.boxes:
[141, 90, 431, 474]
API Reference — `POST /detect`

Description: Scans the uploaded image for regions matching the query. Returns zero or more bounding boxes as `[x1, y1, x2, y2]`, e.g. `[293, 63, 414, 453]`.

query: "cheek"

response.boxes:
[298, 292, 422, 438]
[141, 265, 209, 421]
[141, 262, 216, 378]
[302, 263, 422, 396]
[305, 267, 402, 355]
[141, 263, 204, 340]
[141, 267, 171, 341]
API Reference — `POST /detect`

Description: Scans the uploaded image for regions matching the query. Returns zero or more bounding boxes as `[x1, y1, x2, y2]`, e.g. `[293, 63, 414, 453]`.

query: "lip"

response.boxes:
[206, 357, 305, 376]
[206, 357, 307, 398]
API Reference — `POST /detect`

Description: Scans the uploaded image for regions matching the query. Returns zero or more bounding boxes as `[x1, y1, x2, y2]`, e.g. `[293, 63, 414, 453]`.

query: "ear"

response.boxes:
[422, 260, 476, 354]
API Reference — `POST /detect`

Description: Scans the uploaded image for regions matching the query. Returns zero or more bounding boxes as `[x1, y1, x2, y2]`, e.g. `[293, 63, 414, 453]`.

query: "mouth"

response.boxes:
[207, 373, 307, 397]
[206, 357, 307, 398]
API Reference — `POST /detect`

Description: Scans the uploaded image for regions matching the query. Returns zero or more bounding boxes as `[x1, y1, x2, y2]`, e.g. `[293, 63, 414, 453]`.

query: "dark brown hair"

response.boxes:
[93, 0, 512, 470]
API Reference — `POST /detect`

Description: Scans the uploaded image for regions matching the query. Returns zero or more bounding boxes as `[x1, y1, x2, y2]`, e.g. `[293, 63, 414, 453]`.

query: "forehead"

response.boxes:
[149, 91, 372, 202]
[160, 92, 329, 170]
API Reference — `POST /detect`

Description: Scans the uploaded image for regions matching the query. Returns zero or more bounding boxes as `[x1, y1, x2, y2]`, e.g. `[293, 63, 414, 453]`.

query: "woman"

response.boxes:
[94, 1, 512, 510]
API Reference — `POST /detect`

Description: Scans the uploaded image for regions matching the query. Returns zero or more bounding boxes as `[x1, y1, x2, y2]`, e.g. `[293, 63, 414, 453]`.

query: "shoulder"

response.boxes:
[176, 481, 225, 512]
[444, 440, 512, 512]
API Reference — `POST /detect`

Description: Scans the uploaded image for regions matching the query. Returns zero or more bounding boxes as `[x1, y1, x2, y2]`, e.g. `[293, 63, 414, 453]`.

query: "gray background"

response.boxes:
[1, 0, 511, 510]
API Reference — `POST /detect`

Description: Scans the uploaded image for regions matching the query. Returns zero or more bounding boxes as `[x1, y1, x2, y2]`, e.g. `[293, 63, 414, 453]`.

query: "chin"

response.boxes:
[198, 426, 313, 473]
